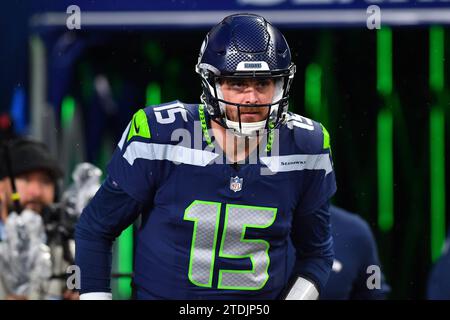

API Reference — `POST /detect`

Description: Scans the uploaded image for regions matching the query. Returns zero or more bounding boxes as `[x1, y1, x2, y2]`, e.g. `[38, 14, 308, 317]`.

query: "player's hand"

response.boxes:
[282, 277, 319, 300]
[79, 292, 112, 300]
[63, 289, 80, 300]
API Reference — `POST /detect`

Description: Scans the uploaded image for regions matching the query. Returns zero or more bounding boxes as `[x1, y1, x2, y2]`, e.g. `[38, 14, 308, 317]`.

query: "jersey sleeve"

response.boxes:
[297, 122, 337, 216]
[288, 121, 336, 294]
[289, 201, 334, 295]
[107, 108, 158, 204]
[75, 175, 143, 294]
[75, 108, 158, 295]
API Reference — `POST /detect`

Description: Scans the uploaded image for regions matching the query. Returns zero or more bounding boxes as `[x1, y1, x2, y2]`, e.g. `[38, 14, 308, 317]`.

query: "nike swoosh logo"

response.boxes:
[134, 119, 140, 134]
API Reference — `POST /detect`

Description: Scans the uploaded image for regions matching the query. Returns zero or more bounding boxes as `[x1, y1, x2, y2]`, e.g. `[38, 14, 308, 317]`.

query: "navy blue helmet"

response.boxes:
[196, 13, 296, 135]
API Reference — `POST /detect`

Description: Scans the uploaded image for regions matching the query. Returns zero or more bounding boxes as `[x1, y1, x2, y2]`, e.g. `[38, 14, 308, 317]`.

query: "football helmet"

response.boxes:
[196, 13, 296, 136]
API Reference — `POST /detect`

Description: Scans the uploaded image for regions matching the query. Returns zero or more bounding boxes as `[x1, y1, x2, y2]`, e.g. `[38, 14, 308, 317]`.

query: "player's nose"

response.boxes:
[243, 86, 259, 105]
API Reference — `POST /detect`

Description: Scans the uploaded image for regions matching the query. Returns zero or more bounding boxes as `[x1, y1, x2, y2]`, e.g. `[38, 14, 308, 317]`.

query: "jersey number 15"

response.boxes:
[183, 200, 277, 291]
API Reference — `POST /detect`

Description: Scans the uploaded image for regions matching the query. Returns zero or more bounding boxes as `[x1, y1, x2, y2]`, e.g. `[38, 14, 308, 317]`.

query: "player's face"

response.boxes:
[220, 78, 276, 123]
[0, 170, 55, 215]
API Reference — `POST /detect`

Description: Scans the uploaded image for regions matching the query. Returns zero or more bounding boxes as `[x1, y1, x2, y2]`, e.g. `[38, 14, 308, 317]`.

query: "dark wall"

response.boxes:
[0, 1, 30, 113]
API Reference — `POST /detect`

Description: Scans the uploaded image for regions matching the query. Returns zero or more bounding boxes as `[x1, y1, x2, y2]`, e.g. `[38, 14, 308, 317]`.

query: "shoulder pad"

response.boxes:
[123, 101, 198, 146]
[285, 112, 331, 154]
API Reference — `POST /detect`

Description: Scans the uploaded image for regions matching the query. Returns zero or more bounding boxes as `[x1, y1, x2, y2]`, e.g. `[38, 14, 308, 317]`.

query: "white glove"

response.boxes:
[79, 292, 112, 300]
[284, 277, 319, 300]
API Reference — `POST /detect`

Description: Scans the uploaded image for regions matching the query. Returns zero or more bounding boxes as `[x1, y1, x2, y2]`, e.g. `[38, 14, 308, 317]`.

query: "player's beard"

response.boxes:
[226, 106, 269, 123]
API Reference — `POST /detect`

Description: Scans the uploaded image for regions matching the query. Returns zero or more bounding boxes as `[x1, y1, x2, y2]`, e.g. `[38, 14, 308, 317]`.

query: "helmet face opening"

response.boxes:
[196, 13, 296, 136]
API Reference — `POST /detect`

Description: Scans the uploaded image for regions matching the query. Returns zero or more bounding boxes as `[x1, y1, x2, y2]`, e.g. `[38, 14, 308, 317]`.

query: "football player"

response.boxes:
[75, 13, 336, 300]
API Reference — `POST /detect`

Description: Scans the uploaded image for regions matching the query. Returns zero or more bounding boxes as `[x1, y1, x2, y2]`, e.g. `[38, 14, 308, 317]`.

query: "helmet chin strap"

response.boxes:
[225, 118, 267, 136]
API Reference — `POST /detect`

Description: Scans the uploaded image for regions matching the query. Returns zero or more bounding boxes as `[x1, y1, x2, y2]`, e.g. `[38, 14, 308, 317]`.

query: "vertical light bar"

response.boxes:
[118, 225, 134, 299]
[377, 27, 392, 97]
[304, 63, 322, 120]
[146, 82, 161, 106]
[377, 109, 394, 231]
[377, 27, 394, 231]
[10, 87, 26, 134]
[61, 96, 75, 129]
[30, 35, 47, 141]
[145, 41, 163, 66]
[429, 26, 446, 262]
[430, 26, 444, 92]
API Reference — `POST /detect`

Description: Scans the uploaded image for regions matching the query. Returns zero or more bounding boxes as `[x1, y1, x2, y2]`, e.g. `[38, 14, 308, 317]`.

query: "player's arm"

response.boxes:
[283, 200, 334, 300]
[75, 176, 143, 299]
[75, 108, 157, 299]
[282, 122, 336, 299]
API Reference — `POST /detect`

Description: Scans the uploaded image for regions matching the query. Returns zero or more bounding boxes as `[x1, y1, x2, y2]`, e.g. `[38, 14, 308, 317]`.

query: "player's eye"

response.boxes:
[256, 79, 271, 88]
[229, 80, 246, 89]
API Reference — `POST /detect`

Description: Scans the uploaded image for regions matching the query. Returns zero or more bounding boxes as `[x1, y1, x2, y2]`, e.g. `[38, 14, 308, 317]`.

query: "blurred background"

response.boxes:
[1, 0, 449, 299]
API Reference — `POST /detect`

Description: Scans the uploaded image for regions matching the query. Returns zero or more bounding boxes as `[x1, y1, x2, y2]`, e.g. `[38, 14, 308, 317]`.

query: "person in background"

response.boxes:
[287, 205, 390, 299]
[0, 138, 78, 300]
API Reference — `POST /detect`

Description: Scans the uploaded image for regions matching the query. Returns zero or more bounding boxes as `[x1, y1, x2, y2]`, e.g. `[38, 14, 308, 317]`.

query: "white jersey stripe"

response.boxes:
[122, 141, 219, 167]
[260, 154, 333, 175]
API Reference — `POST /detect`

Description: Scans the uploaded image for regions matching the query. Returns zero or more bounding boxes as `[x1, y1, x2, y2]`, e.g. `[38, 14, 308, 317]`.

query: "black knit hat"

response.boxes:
[0, 138, 63, 181]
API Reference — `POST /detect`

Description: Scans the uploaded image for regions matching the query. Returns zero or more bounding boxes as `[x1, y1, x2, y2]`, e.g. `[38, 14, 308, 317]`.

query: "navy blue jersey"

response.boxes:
[76, 101, 336, 299]
[427, 234, 450, 299]
[287, 205, 389, 299]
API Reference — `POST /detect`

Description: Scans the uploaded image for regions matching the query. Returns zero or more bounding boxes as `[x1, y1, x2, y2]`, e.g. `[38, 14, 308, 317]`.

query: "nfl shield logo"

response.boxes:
[230, 176, 243, 192]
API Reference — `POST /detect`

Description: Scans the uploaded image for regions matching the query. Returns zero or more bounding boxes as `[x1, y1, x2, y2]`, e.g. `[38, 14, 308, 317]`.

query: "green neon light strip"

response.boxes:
[304, 63, 322, 120]
[118, 225, 134, 299]
[377, 26, 394, 232]
[377, 27, 392, 96]
[61, 96, 75, 129]
[429, 26, 446, 262]
[146, 82, 161, 106]
[377, 108, 394, 231]
[430, 107, 446, 262]
[429, 26, 444, 92]
[145, 41, 163, 66]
